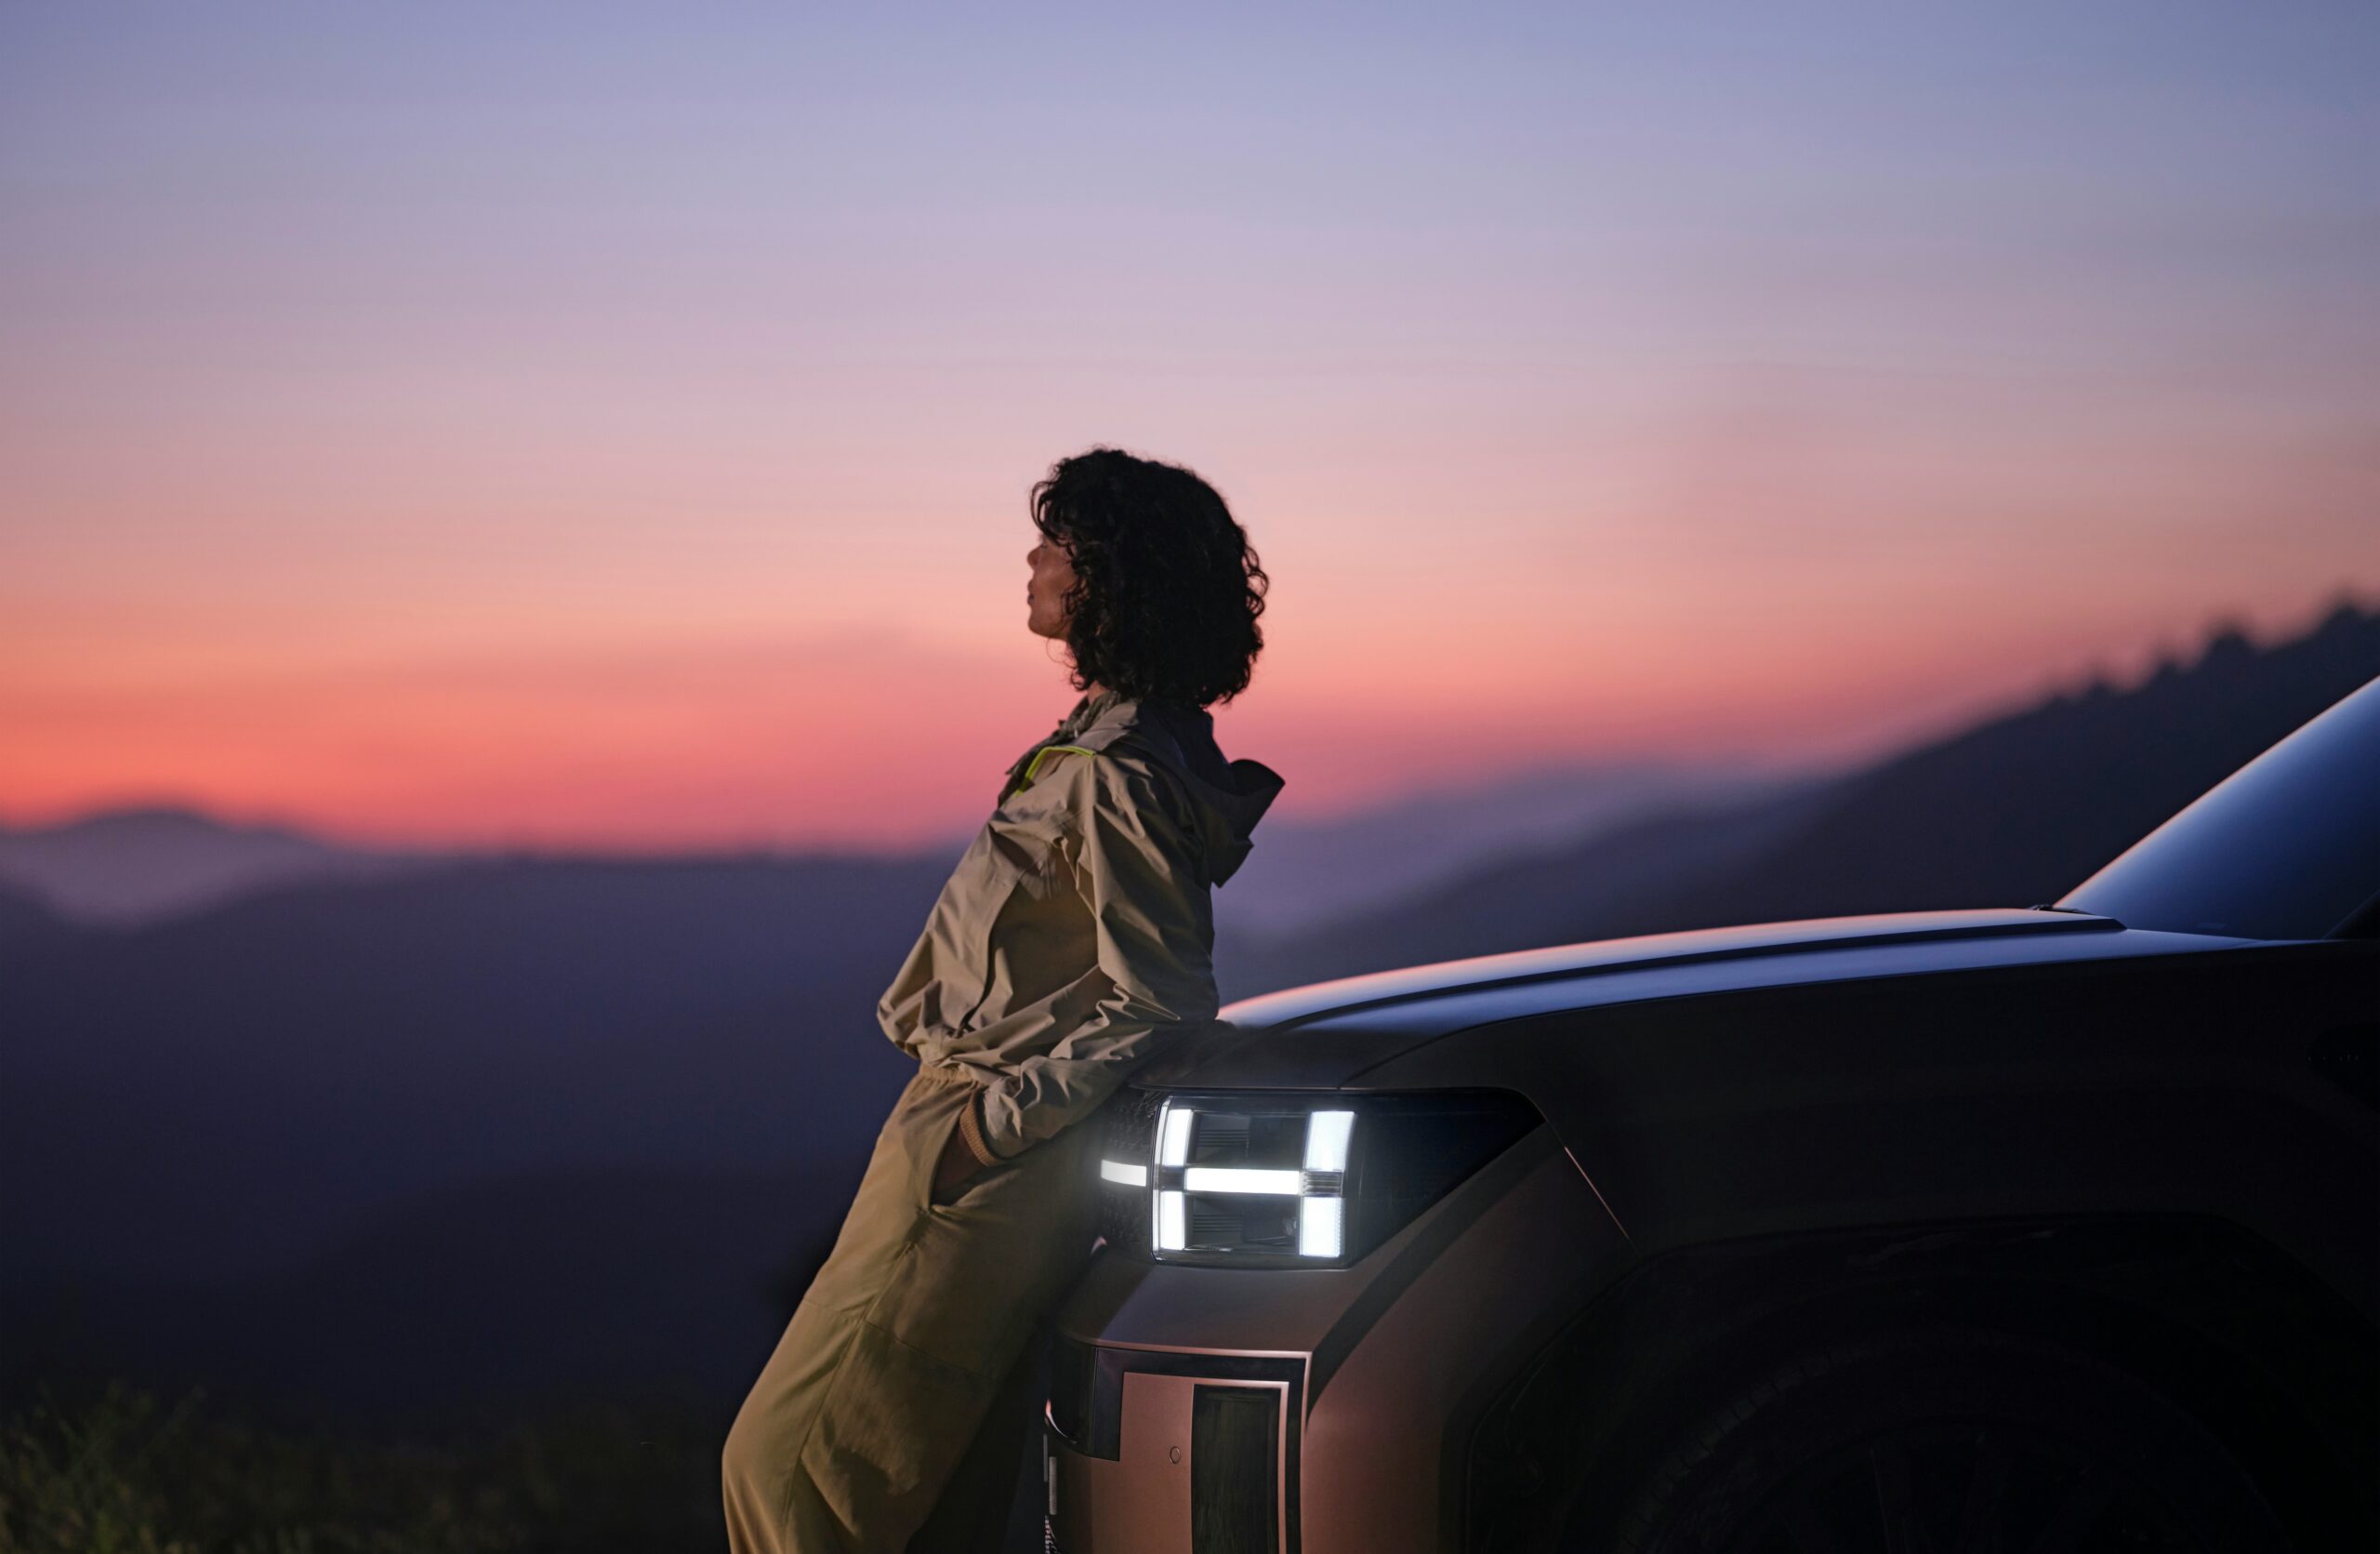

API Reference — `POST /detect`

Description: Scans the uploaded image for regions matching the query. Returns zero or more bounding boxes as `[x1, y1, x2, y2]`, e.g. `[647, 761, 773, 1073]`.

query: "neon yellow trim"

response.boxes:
[1012, 743, 1097, 795]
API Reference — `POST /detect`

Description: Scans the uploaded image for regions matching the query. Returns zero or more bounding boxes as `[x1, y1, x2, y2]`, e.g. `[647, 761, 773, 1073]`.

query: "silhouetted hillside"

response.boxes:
[1221, 759, 1805, 934]
[0, 850, 952, 1291]
[8, 1165, 853, 1419]
[0, 804, 456, 926]
[0, 879, 71, 962]
[9, 595, 2373, 1433]
[1231, 599, 2380, 995]
[7, 759, 1805, 940]
[1, 848, 975, 1423]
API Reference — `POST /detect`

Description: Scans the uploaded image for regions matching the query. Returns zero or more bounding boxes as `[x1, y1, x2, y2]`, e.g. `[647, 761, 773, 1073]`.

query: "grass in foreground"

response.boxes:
[0, 1381, 725, 1554]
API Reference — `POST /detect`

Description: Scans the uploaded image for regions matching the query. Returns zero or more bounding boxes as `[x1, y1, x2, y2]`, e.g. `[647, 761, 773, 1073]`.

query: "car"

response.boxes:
[1039, 673, 2380, 1553]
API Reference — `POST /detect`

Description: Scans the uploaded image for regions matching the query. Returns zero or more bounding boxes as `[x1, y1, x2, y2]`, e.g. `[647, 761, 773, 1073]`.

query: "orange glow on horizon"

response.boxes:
[7, 6, 2374, 849]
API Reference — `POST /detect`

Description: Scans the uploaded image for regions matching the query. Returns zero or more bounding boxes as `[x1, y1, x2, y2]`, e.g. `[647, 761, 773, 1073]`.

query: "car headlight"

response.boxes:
[1095, 1089, 1540, 1268]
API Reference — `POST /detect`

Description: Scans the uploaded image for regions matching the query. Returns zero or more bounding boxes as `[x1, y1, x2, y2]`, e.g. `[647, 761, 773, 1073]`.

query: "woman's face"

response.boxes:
[1025, 530, 1076, 640]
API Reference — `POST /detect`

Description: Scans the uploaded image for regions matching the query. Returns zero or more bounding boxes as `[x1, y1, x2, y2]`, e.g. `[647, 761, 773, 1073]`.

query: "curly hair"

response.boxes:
[1031, 446, 1269, 707]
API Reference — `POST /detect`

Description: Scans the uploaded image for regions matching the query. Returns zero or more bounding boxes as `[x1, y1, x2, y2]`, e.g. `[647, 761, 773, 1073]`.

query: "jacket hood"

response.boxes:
[1069, 693, 1284, 886]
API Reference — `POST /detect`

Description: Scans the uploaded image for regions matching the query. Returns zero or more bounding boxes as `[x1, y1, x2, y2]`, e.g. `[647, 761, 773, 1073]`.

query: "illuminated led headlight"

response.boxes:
[1146, 1102, 1355, 1257]
[1107, 1090, 1539, 1268]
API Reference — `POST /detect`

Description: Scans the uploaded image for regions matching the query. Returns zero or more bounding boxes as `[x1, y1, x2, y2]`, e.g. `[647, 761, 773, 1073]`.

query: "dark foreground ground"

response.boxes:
[0, 1372, 1051, 1553]
[1, 1381, 727, 1553]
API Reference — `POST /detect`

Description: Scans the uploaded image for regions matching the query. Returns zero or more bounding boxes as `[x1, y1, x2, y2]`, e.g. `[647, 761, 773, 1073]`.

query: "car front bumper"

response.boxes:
[1041, 1127, 1627, 1553]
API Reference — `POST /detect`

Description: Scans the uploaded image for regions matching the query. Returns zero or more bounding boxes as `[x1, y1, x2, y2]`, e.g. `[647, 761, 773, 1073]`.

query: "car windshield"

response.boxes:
[2057, 675, 2380, 940]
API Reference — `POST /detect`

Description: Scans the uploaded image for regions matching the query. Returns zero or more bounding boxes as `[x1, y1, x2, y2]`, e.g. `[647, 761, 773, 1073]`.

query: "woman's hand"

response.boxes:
[931, 1123, 983, 1202]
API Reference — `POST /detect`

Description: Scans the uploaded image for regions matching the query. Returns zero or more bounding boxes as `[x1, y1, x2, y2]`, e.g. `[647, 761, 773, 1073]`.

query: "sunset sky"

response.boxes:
[5, 2, 2374, 851]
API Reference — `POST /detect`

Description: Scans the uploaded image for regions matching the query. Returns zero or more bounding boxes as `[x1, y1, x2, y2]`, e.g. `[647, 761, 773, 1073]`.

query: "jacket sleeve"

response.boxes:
[971, 753, 1217, 1160]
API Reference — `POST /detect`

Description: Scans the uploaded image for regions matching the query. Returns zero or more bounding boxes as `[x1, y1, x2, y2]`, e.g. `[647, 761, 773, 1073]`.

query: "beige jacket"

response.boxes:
[877, 686, 1284, 1165]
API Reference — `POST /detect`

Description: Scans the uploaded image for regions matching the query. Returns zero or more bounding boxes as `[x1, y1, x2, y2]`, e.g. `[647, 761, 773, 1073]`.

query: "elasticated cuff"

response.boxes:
[956, 1092, 1006, 1169]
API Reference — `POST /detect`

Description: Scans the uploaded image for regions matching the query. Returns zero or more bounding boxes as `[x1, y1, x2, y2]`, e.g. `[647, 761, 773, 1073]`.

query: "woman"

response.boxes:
[723, 446, 1283, 1552]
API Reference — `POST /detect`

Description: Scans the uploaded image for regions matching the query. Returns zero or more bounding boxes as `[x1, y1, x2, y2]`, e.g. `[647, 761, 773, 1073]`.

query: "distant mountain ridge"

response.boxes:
[1221, 758, 1818, 934]
[0, 804, 458, 927]
[2, 764, 1811, 936]
[1227, 599, 2380, 998]
[6, 593, 2374, 1419]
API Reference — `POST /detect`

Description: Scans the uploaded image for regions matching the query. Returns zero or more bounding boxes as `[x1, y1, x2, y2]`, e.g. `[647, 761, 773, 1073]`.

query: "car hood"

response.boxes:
[1140, 907, 2242, 1091]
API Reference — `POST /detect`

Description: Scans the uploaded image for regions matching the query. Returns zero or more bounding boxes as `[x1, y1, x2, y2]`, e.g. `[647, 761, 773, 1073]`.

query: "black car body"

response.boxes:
[1043, 676, 2380, 1552]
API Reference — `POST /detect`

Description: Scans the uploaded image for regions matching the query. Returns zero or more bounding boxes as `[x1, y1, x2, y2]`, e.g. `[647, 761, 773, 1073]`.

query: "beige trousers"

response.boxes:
[722, 1064, 1103, 1553]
